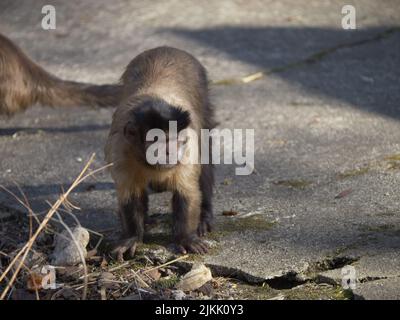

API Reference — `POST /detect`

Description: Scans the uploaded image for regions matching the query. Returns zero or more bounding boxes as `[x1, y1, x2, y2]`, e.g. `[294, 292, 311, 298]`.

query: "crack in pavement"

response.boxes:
[211, 27, 400, 86]
[306, 256, 360, 274]
[359, 276, 389, 283]
[180, 255, 362, 290]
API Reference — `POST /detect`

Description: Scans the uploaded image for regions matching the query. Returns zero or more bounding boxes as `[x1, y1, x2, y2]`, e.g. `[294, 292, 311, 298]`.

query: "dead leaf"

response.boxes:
[176, 264, 212, 292]
[241, 72, 264, 83]
[27, 272, 43, 291]
[223, 210, 239, 216]
[146, 269, 161, 281]
[100, 257, 108, 269]
[335, 189, 353, 199]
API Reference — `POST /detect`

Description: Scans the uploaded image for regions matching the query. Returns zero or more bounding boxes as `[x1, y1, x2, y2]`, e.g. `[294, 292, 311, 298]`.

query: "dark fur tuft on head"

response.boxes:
[132, 97, 191, 133]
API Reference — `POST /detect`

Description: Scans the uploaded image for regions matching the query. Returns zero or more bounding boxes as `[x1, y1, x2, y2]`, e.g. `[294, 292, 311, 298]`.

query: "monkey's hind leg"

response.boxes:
[112, 192, 148, 261]
[198, 164, 214, 237]
[172, 188, 208, 254]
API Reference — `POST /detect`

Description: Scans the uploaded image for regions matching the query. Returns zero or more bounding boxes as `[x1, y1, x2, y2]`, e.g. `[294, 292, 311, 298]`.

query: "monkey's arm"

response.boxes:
[112, 192, 148, 261]
[198, 163, 214, 236]
[172, 185, 208, 254]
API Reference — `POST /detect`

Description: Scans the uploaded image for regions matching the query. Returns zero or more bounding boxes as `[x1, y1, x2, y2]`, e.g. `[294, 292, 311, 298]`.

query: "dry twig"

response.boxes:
[0, 154, 112, 300]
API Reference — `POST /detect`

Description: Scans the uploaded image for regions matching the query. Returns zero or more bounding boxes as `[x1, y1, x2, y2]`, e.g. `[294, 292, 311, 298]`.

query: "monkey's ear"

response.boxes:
[123, 121, 137, 138]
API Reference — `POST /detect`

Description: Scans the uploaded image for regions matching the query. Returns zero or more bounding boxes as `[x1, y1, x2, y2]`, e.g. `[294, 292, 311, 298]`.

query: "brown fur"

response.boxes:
[0, 34, 122, 116]
[105, 47, 215, 259]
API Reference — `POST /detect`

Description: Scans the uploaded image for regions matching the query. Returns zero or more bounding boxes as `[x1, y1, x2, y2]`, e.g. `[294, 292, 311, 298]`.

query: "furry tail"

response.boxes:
[0, 34, 122, 116]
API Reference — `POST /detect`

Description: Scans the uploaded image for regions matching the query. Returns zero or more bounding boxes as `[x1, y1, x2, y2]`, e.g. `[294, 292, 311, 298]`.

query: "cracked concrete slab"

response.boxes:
[1, 0, 400, 299]
[354, 278, 400, 300]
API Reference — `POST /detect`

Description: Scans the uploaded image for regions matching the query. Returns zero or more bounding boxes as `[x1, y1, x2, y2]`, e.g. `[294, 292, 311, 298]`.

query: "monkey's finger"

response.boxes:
[129, 242, 137, 257]
[196, 242, 209, 254]
[197, 223, 208, 237]
[116, 249, 125, 262]
[189, 241, 208, 254]
[176, 245, 187, 255]
[197, 226, 205, 237]
[111, 245, 128, 261]
[197, 221, 213, 237]
[201, 242, 209, 252]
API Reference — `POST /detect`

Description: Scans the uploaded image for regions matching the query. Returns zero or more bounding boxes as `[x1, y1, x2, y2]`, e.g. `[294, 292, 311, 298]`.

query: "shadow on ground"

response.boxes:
[164, 26, 400, 119]
[0, 124, 109, 136]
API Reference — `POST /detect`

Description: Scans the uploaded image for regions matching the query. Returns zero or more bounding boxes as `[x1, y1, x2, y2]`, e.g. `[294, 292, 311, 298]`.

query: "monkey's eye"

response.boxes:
[123, 122, 137, 137]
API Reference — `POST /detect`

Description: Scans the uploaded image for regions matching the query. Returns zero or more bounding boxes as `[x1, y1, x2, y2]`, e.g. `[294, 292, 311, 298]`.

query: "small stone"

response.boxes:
[171, 289, 186, 300]
[51, 227, 90, 266]
[197, 282, 214, 296]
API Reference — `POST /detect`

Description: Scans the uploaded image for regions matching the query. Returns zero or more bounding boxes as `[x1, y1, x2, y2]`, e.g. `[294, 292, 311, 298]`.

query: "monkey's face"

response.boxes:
[123, 98, 191, 169]
[147, 130, 190, 169]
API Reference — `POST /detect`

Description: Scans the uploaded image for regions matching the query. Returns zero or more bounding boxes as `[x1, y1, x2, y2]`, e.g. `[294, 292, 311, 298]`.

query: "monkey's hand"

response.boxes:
[175, 235, 208, 255]
[111, 237, 139, 262]
[197, 217, 213, 237]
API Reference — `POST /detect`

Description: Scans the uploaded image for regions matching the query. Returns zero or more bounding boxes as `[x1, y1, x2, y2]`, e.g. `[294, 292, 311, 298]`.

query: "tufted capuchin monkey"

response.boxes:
[105, 47, 216, 261]
[0, 33, 122, 116]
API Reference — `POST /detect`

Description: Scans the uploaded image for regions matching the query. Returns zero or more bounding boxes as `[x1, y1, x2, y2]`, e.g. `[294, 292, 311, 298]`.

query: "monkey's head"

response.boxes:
[123, 97, 191, 169]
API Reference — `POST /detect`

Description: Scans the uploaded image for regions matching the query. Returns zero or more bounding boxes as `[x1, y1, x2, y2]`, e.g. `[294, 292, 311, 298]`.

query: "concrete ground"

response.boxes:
[1, 0, 399, 299]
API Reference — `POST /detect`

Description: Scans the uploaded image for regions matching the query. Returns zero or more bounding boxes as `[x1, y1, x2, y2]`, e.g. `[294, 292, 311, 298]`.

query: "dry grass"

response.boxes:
[0, 153, 112, 300]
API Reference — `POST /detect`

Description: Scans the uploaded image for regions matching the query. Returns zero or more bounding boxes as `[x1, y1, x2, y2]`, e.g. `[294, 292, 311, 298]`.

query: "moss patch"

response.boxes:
[337, 167, 370, 179]
[232, 282, 352, 300]
[143, 233, 171, 247]
[219, 215, 275, 233]
[273, 179, 312, 189]
[386, 161, 400, 170]
[284, 284, 353, 300]
[154, 274, 179, 289]
[385, 154, 400, 161]
[234, 282, 276, 299]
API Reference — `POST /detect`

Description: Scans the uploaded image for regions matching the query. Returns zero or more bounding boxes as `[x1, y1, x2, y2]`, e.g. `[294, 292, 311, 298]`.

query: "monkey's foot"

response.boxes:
[111, 237, 139, 262]
[175, 236, 208, 255]
[197, 219, 213, 237]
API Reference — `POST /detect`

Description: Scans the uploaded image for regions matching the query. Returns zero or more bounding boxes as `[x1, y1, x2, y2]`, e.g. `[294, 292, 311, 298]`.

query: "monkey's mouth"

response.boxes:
[146, 162, 180, 170]
[144, 141, 187, 169]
